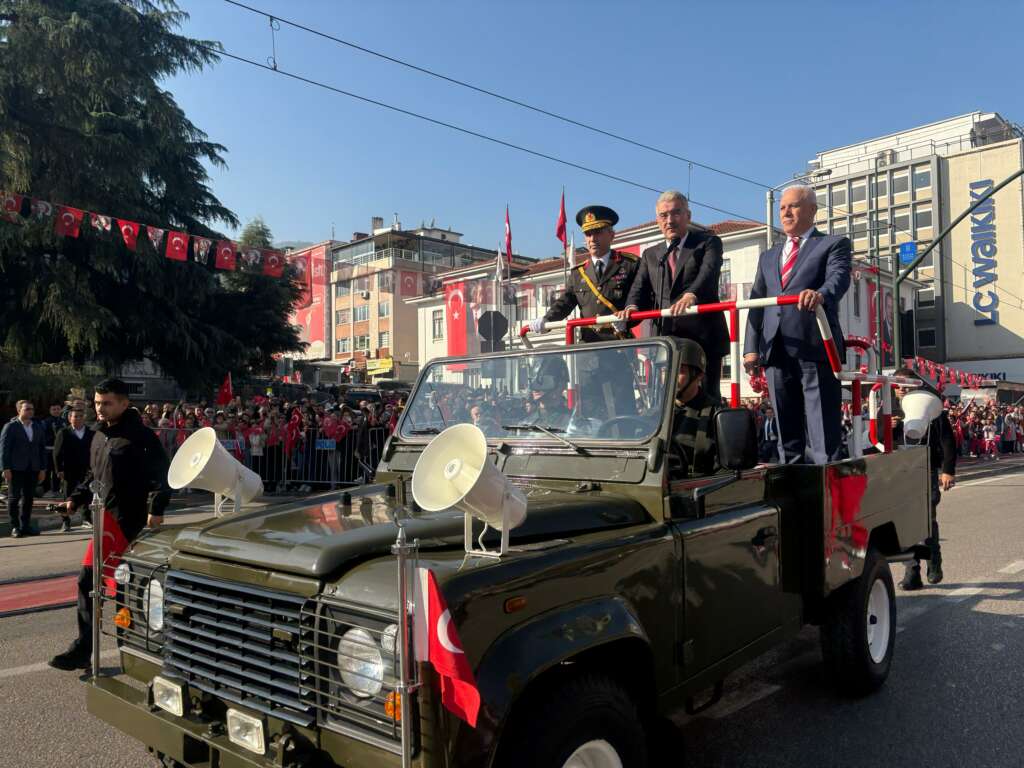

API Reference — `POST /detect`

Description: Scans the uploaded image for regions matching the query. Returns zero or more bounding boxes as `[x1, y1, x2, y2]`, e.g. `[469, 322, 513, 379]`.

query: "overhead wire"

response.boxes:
[220, 0, 773, 190]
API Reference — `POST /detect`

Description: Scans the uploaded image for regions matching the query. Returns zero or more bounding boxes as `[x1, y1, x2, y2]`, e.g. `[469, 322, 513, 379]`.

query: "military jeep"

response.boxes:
[87, 337, 930, 767]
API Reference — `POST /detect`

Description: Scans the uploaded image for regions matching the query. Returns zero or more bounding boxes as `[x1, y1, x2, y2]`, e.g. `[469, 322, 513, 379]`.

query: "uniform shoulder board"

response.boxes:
[616, 250, 638, 261]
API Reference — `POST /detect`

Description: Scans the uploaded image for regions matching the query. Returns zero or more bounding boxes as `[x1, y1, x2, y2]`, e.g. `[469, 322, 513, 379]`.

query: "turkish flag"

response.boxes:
[414, 568, 480, 727]
[400, 270, 420, 297]
[445, 282, 467, 357]
[215, 372, 233, 406]
[504, 205, 512, 270]
[215, 240, 237, 270]
[54, 206, 84, 238]
[555, 190, 567, 249]
[118, 220, 140, 251]
[165, 231, 189, 261]
[262, 249, 284, 277]
[1, 191, 24, 223]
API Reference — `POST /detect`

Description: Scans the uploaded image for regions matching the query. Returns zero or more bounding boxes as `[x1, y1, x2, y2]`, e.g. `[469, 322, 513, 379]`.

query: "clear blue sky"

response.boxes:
[168, 0, 1024, 258]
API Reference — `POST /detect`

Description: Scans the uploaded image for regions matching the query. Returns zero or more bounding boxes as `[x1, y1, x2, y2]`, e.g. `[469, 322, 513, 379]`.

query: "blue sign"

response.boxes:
[898, 241, 918, 265]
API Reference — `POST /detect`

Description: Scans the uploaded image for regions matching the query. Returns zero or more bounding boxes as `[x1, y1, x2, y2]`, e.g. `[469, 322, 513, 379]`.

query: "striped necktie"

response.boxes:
[781, 237, 800, 288]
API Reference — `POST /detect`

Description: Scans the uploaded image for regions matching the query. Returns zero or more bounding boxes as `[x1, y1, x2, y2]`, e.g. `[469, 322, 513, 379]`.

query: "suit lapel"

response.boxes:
[767, 241, 786, 292]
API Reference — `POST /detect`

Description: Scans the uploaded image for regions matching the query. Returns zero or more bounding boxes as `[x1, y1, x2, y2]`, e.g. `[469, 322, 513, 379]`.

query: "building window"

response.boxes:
[853, 276, 861, 318]
[355, 335, 370, 351]
[378, 331, 390, 350]
[815, 189, 827, 209]
[917, 328, 936, 348]
[335, 309, 349, 325]
[353, 305, 369, 322]
[914, 204, 932, 231]
[850, 181, 867, 203]
[872, 176, 888, 200]
[918, 252, 933, 268]
[335, 280, 350, 297]
[832, 218, 848, 236]
[830, 183, 847, 210]
[892, 172, 909, 195]
[917, 288, 935, 308]
[432, 309, 444, 340]
[377, 271, 394, 293]
[353, 276, 370, 292]
[125, 382, 146, 396]
[892, 206, 911, 235]
[378, 301, 390, 317]
[336, 338, 350, 354]
[851, 215, 868, 241]
[913, 166, 931, 194]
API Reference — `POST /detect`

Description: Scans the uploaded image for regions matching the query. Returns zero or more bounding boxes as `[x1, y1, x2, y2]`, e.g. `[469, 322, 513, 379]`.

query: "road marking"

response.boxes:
[0, 650, 117, 679]
[946, 586, 984, 602]
[998, 561, 1024, 575]
[957, 472, 1024, 488]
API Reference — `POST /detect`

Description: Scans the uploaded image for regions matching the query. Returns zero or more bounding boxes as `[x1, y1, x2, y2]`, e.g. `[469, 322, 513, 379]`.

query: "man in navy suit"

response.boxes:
[743, 184, 851, 464]
[1, 400, 48, 536]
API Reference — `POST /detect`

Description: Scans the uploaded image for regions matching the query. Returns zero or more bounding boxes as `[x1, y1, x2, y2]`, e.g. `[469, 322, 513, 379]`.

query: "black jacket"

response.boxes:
[0, 418, 47, 472]
[53, 425, 95, 480]
[894, 410, 956, 476]
[70, 408, 171, 541]
[624, 231, 730, 357]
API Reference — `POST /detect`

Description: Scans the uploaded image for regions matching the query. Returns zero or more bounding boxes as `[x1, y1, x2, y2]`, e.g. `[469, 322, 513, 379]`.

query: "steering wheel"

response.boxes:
[596, 416, 650, 439]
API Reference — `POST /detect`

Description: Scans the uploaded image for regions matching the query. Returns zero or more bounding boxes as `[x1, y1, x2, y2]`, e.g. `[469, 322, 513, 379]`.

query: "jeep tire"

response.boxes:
[820, 546, 896, 695]
[497, 673, 647, 768]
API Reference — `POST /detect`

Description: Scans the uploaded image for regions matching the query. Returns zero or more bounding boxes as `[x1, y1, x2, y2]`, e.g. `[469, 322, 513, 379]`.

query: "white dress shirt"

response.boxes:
[591, 250, 611, 277]
[21, 420, 33, 442]
[73, 427, 86, 440]
[779, 226, 816, 272]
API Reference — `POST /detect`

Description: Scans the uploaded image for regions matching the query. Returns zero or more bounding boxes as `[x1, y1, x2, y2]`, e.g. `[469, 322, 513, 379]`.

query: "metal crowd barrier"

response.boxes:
[152, 424, 393, 491]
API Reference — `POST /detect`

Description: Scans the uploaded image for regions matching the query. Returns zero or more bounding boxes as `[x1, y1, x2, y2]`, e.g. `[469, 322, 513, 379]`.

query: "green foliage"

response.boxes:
[239, 216, 274, 249]
[0, 1, 305, 390]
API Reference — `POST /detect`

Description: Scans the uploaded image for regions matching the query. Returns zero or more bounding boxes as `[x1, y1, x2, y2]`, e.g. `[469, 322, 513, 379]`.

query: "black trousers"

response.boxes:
[8, 469, 37, 531]
[76, 567, 94, 652]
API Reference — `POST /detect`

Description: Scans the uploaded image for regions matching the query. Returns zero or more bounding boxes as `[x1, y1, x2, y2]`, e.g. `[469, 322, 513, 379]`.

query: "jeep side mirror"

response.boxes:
[714, 408, 758, 471]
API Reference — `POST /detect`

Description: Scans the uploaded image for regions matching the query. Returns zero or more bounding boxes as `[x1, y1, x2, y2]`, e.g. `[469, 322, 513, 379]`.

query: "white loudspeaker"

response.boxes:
[901, 389, 943, 442]
[411, 424, 527, 558]
[168, 427, 264, 516]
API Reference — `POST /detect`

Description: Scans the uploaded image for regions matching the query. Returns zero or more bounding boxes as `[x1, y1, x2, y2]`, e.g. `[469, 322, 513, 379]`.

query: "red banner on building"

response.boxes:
[446, 282, 467, 358]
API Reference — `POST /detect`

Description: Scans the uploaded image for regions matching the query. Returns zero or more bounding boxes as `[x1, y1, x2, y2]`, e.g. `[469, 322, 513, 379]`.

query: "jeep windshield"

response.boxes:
[399, 342, 671, 444]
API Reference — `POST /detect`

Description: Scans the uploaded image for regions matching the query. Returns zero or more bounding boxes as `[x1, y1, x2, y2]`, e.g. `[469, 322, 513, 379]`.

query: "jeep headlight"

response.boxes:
[143, 579, 165, 632]
[114, 562, 131, 585]
[337, 628, 383, 698]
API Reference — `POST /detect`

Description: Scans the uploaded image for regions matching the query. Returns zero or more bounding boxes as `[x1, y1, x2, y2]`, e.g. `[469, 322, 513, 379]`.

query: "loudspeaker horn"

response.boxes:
[411, 424, 526, 557]
[901, 389, 943, 442]
[168, 427, 264, 515]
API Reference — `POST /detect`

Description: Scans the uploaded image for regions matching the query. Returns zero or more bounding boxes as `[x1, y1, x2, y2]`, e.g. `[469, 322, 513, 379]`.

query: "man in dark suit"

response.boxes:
[619, 191, 729, 398]
[0, 400, 48, 536]
[743, 184, 851, 464]
[528, 205, 641, 417]
[53, 407, 95, 531]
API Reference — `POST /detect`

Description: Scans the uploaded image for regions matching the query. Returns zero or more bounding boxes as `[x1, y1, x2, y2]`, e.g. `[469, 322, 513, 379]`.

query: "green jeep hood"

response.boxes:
[171, 487, 648, 578]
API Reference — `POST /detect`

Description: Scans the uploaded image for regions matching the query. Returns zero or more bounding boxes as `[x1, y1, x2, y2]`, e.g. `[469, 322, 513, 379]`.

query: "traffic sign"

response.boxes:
[899, 241, 918, 265]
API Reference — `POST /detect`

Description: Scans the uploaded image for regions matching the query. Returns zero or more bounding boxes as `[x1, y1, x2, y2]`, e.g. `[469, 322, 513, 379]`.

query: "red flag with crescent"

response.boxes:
[165, 231, 189, 261]
[445, 282, 467, 358]
[1, 191, 24, 223]
[262, 249, 285, 277]
[118, 220, 140, 251]
[400, 270, 420, 297]
[414, 567, 480, 727]
[555, 190, 567, 249]
[54, 206, 84, 238]
[215, 240, 237, 271]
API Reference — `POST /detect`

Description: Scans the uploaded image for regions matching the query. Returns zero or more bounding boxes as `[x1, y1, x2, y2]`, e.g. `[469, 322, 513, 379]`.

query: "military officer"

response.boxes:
[670, 339, 722, 478]
[528, 205, 640, 417]
[529, 205, 640, 343]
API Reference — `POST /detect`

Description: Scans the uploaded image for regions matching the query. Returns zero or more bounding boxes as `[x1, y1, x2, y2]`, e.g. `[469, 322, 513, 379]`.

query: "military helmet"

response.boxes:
[677, 339, 707, 374]
[528, 354, 569, 392]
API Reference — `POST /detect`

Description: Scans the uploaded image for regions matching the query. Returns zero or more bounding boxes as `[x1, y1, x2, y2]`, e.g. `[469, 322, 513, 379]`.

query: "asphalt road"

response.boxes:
[1, 458, 1022, 767]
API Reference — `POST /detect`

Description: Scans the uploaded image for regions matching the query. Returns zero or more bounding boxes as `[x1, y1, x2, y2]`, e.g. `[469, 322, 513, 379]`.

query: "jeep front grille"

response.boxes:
[162, 570, 314, 727]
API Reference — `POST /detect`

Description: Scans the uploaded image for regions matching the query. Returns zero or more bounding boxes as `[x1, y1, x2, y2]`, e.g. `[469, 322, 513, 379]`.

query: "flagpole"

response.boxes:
[561, 187, 569, 293]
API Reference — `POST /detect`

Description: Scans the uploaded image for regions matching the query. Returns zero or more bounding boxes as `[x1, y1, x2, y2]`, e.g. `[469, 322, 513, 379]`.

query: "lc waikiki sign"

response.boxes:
[969, 179, 999, 326]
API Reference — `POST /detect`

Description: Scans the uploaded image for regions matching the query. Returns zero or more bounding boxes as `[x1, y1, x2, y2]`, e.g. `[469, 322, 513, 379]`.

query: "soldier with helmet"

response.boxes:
[524, 355, 571, 432]
[670, 338, 723, 478]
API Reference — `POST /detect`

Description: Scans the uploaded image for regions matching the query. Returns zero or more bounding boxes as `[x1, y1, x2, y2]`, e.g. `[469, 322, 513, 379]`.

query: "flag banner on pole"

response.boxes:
[445, 281, 468, 364]
[556, 190, 567, 249]
[54, 206, 84, 238]
[414, 567, 480, 727]
[215, 240, 237, 271]
[215, 372, 233, 406]
[0, 192, 23, 223]
[504, 206, 512, 271]
[118, 220, 140, 251]
[262, 249, 285, 277]
[165, 231, 189, 261]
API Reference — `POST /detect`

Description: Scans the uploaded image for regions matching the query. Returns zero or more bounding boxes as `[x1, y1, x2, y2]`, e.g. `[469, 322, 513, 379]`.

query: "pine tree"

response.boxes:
[0, 1, 304, 390]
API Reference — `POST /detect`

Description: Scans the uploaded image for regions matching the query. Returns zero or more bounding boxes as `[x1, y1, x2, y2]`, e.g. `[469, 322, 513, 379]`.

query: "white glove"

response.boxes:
[528, 318, 547, 334]
[612, 321, 627, 334]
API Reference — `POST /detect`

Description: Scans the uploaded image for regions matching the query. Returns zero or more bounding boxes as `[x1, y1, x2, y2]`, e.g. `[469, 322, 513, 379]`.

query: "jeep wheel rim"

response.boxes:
[563, 739, 623, 768]
[866, 577, 891, 663]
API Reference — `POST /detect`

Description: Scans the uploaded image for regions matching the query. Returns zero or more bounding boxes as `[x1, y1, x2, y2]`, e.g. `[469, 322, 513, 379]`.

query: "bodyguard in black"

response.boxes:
[49, 379, 171, 672]
[53, 407, 95, 530]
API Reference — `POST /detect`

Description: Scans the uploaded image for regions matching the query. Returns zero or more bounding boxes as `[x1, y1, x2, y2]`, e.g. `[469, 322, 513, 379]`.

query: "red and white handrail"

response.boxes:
[519, 295, 842, 407]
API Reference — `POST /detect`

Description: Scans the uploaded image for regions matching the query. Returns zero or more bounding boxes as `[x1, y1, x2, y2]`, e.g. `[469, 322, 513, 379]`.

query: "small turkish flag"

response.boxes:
[215, 372, 233, 406]
[54, 206, 85, 238]
[262, 249, 284, 277]
[146, 226, 165, 252]
[1, 191, 24, 223]
[555, 189, 567, 249]
[165, 231, 189, 261]
[215, 240, 237, 270]
[118, 220, 140, 251]
[414, 567, 480, 727]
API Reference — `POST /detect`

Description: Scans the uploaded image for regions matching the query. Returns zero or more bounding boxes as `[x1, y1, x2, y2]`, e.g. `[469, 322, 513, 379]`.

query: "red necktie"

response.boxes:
[781, 237, 800, 288]
[668, 247, 678, 277]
